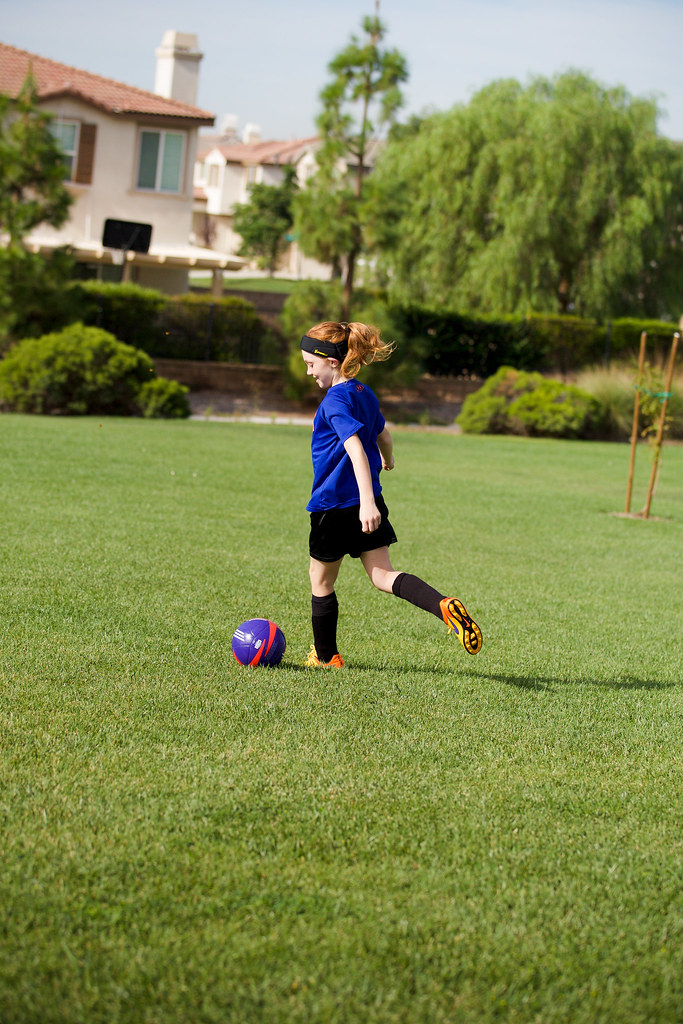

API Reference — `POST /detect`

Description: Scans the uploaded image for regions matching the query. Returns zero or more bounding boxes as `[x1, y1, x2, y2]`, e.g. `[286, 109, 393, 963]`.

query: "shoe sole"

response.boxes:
[443, 598, 482, 655]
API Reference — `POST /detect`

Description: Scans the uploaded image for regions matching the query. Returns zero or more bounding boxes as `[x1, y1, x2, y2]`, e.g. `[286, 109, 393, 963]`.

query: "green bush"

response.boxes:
[508, 379, 598, 438]
[136, 378, 190, 419]
[0, 323, 155, 415]
[457, 366, 599, 438]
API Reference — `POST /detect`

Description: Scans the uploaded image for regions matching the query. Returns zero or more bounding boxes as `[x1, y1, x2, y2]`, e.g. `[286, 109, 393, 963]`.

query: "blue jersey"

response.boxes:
[307, 380, 386, 512]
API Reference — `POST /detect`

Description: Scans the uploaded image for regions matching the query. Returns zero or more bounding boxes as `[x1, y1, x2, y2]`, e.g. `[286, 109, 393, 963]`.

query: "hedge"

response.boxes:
[387, 307, 679, 378]
[70, 281, 166, 352]
[67, 283, 283, 365]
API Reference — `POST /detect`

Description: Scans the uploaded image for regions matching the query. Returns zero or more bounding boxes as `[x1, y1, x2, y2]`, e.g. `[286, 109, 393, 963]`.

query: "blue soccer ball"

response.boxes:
[232, 618, 286, 667]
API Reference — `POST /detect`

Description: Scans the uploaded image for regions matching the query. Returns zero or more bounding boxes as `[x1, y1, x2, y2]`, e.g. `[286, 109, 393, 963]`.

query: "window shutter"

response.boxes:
[74, 123, 97, 184]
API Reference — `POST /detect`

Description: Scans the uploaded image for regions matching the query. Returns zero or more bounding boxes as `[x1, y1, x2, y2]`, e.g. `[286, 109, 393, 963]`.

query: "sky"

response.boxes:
[4, 0, 683, 141]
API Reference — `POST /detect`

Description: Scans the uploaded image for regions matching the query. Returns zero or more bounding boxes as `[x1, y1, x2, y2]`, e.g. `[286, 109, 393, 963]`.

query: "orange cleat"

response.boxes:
[439, 597, 482, 655]
[305, 645, 345, 668]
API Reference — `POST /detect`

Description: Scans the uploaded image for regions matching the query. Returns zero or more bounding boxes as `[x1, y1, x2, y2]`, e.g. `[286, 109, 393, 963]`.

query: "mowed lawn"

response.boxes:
[1, 415, 681, 1024]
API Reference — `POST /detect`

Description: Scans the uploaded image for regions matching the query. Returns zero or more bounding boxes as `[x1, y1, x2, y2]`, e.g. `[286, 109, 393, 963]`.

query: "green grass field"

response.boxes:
[1, 416, 681, 1024]
[190, 275, 298, 294]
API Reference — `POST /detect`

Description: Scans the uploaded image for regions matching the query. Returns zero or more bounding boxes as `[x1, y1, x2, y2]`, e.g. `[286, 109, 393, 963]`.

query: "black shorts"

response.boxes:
[309, 493, 398, 562]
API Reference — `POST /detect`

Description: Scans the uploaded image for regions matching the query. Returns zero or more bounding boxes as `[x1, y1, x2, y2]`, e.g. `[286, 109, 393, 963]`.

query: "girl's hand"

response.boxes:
[377, 427, 394, 472]
[359, 500, 381, 534]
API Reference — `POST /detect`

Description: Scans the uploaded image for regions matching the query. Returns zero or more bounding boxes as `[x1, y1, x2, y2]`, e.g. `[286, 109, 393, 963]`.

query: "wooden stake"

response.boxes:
[625, 331, 647, 514]
[642, 328, 679, 520]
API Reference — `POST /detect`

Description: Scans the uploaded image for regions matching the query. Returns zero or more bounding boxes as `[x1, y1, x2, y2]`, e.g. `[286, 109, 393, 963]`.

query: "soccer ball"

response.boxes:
[232, 618, 286, 667]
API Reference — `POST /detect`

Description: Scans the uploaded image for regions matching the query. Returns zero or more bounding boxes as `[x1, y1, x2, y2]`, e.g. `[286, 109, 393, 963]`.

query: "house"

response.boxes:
[0, 32, 243, 294]
[193, 127, 385, 281]
[193, 129, 330, 279]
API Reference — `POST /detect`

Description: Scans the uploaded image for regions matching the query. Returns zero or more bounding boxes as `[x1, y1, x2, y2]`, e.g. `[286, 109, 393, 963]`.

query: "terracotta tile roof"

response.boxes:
[0, 41, 214, 124]
[197, 136, 318, 164]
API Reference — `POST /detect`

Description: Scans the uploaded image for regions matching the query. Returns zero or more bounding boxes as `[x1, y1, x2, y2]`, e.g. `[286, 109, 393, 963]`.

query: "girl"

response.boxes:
[301, 320, 482, 667]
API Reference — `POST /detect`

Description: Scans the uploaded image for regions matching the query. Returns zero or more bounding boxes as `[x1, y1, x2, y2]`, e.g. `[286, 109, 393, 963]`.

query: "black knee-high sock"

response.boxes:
[311, 592, 339, 662]
[392, 572, 445, 620]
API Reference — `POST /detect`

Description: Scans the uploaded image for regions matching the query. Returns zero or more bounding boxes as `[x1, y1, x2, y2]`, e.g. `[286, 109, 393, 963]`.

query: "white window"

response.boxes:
[137, 130, 185, 193]
[49, 120, 80, 180]
[207, 163, 219, 188]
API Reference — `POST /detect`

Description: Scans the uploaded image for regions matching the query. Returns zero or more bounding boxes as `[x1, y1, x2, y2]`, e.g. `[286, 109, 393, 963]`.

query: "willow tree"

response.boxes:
[294, 8, 408, 315]
[371, 71, 683, 320]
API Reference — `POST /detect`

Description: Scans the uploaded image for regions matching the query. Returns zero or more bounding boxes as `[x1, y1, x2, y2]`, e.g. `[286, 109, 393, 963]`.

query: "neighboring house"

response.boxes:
[0, 32, 243, 294]
[193, 129, 385, 281]
[193, 132, 330, 279]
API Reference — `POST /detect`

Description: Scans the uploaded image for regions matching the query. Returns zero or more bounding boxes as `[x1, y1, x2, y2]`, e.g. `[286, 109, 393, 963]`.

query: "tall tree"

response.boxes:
[0, 75, 74, 341]
[232, 166, 298, 276]
[294, 6, 408, 315]
[371, 71, 683, 321]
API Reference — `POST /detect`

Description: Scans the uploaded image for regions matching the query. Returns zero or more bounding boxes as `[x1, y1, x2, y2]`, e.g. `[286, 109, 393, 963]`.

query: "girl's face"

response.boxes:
[302, 351, 342, 390]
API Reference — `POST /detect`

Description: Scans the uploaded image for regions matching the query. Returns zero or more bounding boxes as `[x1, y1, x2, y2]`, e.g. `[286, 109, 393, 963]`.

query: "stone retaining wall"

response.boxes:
[154, 358, 481, 422]
[154, 359, 284, 395]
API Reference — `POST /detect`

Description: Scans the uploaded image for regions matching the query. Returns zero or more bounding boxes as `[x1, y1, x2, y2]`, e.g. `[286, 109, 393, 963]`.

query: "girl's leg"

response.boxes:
[361, 548, 482, 655]
[309, 556, 342, 597]
[309, 557, 343, 663]
[359, 546, 400, 593]
[361, 547, 441, 611]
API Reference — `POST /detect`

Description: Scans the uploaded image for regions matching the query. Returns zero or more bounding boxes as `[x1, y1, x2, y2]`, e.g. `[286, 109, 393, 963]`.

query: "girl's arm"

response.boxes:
[377, 426, 394, 471]
[343, 434, 381, 533]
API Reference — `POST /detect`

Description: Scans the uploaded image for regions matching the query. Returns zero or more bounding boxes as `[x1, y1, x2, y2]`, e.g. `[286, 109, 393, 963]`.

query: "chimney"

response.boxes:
[154, 30, 202, 106]
[243, 123, 262, 144]
[219, 114, 239, 142]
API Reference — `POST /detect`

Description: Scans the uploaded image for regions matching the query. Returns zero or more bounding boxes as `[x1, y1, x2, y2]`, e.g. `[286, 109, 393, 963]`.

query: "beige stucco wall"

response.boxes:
[27, 97, 198, 253]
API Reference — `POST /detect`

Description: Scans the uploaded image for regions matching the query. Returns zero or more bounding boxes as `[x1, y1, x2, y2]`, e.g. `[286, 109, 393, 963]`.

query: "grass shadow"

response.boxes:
[461, 669, 675, 692]
[282, 663, 676, 691]
[281, 660, 448, 677]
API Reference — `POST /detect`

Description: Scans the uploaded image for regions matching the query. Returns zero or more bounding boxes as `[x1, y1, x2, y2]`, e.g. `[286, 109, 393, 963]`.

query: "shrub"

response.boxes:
[508, 379, 599, 438]
[457, 366, 599, 438]
[0, 323, 155, 415]
[136, 378, 190, 419]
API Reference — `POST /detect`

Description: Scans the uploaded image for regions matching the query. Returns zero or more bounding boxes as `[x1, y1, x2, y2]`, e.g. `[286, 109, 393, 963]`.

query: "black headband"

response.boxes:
[300, 334, 348, 362]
